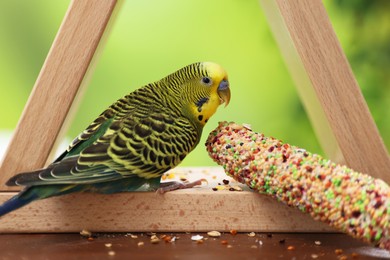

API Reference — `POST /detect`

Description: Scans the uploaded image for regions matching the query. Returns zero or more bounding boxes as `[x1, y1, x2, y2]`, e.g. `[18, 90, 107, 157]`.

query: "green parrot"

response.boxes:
[0, 61, 231, 217]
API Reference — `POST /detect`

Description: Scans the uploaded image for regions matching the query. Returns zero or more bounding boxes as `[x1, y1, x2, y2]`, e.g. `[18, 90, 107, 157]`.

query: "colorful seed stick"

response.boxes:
[206, 121, 390, 250]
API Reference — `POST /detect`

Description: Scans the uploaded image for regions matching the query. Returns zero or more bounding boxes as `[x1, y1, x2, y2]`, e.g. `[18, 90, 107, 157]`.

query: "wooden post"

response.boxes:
[0, 0, 118, 190]
[259, 0, 390, 182]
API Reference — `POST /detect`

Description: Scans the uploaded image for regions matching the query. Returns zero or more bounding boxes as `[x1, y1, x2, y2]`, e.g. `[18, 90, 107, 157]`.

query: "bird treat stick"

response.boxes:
[206, 121, 390, 250]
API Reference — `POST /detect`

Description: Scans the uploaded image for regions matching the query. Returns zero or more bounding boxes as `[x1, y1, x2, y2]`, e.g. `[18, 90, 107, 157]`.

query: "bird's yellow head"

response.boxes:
[162, 62, 231, 127]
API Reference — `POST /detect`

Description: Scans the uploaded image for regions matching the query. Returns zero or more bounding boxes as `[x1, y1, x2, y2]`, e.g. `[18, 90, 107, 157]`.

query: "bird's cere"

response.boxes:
[206, 121, 390, 250]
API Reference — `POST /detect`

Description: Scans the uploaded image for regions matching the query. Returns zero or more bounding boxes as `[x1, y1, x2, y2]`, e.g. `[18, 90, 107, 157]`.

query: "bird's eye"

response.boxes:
[201, 77, 212, 85]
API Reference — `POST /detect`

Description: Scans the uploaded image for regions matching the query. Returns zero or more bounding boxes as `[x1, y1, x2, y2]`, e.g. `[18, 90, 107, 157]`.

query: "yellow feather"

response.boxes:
[192, 62, 229, 125]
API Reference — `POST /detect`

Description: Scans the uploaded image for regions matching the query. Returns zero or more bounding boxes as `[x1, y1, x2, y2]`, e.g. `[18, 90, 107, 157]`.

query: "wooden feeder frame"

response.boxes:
[0, 0, 389, 232]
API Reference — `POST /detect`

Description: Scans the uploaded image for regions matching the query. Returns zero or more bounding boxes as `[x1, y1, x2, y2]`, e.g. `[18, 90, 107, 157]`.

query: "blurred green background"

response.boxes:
[0, 0, 389, 166]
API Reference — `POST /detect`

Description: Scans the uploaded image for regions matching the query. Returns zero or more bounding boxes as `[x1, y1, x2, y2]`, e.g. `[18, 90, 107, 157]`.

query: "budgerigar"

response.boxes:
[0, 62, 231, 217]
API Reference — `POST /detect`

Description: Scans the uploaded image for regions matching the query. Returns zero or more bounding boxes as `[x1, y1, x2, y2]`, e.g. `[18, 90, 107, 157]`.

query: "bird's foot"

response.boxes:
[156, 179, 208, 194]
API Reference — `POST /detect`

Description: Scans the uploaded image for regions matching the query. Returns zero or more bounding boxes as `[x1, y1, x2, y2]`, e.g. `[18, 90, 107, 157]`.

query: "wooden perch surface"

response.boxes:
[0, 167, 332, 233]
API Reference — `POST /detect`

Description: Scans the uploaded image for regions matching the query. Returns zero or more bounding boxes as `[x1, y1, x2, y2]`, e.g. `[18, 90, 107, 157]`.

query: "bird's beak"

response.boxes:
[217, 79, 231, 107]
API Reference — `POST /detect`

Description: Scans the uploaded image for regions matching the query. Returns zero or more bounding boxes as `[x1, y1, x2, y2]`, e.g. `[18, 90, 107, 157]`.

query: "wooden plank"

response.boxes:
[0, 167, 332, 233]
[259, 0, 390, 182]
[259, 0, 343, 164]
[0, 0, 118, 191]
[0, 234, 378, 259]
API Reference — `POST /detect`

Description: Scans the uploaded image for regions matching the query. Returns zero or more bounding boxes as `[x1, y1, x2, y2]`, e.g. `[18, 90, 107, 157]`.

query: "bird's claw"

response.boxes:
[156, 178, 208, 194]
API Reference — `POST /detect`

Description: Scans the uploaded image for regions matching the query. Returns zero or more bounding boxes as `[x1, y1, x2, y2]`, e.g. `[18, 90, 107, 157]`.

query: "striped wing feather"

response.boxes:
[8, 86, 199, 186]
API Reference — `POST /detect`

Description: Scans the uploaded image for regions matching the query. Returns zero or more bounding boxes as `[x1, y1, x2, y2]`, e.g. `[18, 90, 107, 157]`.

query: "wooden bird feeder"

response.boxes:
[0, 0, 389, 232]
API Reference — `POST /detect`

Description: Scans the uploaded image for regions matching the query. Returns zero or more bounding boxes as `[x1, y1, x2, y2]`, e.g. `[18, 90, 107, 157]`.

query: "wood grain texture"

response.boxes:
[0, 0, 118, 191]
[1, 233, 379, 259]
[0, 167, 333, 233]
[0, 167, 332, 233]
[259, 0, 390, 182]
[0, 190, 333, 233]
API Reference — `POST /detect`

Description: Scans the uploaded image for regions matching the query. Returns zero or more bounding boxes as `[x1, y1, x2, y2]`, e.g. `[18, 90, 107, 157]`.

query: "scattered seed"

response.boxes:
[191, 235, 204, 241]
[162, 235, 172, 242]
[105, 243, 112, 248]
[196, 240, 204, 244]
[230, 229, 237, 235]
[150, 235, 160, 244]
[351, 252, 359, 258]
[207, 231, 221, 237]
[215, 185, 225, 191]
[130, 234, 138, 239]
[232, 185, 243, 191]
[150, 238, 160, 244]
[314, 240, 321, 246]
[108, 251, 115, 256]
[243, 123, 252, 130]
[287, 245, 295, 250]
[248, 232, 256, 237]
[80, 229, 92, 237]
[259, 240, 263, 246]
[137, 241, 144, 247]
[223, 179, 230, 185]
[87, 237, 94, 241]
[339, 255, 348, 260]
[335, 249, 343, 255]
[221, 240, 229, 245]
[311, 254, 319, 259]
[279, 239, 286, 244]
[251, 245, 258, 249]
[227, 245, 233, 248]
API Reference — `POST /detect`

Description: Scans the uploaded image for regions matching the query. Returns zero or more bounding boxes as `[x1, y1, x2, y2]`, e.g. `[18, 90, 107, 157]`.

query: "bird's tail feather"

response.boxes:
[0, 185, 81, 218]
[0, 191, 38, 217]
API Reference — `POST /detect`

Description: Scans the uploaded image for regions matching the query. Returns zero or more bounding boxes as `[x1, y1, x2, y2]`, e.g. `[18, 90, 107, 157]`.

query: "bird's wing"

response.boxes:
[7, 98, 133, 186]
[8, 107, 198, 187]
[7, 155, 122, 186]
[101, 110, 200, 179]
[53, 99, 129, 162]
